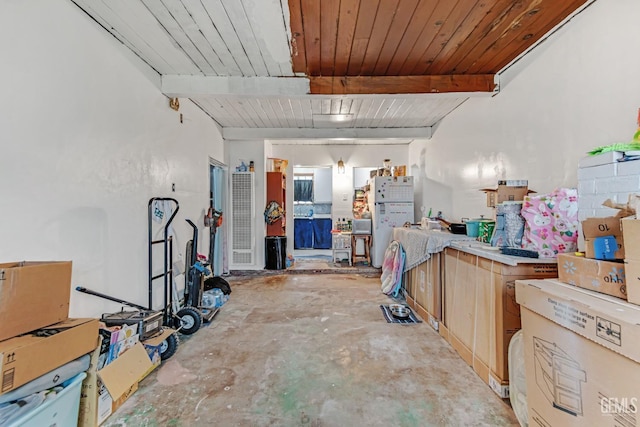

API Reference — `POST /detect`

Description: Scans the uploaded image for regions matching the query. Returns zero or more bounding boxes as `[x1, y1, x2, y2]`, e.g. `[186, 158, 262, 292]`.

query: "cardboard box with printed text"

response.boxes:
[480, 181, 535, 208]
[516, 279, 640, 427]
[557, 253, 626, 300]
[0, 318, 98, 396]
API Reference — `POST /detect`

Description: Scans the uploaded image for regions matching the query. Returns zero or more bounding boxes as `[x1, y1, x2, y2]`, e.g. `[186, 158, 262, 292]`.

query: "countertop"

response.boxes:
[392, 227, 558, 269]
[448, 240, 558, 266]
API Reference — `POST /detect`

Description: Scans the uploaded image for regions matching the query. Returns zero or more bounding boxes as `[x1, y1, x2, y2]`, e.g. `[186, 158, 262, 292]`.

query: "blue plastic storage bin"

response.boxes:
[6, 372, 86, 427]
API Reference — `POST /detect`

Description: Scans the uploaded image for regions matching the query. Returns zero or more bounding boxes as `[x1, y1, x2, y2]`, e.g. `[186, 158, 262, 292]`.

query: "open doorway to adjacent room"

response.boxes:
[293, 166, 333, 261]
[209, 160, 228, 276]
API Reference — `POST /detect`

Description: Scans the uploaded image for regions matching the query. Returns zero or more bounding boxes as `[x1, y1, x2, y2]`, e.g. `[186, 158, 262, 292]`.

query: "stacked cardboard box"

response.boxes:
[517, 279, 640, 427]
[0, 261, 99, 423]
[557, 253, 626, 299]
[557, 211, 628, 299]
[480, 180, 535, 208]
[0, 261, 73, 341]
[79, 316, 173, 426]
[582, 216, 625, 259]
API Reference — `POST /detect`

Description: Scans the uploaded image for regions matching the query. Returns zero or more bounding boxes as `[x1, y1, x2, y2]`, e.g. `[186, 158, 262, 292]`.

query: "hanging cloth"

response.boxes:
[264, 201, 284, 225]
[380, 240, 405, 297]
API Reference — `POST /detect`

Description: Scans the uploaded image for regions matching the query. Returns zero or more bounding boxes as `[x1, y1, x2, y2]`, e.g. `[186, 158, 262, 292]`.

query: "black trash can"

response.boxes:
[265, 236, 287, 270]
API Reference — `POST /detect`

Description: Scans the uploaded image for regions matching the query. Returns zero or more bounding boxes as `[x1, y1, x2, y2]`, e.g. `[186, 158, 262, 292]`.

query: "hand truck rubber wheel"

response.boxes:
[159, 333, 179, 360]
[176, 306, 203, 335]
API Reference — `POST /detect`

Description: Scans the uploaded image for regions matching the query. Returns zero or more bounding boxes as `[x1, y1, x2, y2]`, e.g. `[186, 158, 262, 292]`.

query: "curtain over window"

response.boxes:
[294, 176, 313, 202]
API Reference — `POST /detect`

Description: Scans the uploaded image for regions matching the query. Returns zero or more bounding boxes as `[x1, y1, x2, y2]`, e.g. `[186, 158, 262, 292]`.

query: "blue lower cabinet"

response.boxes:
[312, 218, 332, 249]
[294, 218, 313, 249]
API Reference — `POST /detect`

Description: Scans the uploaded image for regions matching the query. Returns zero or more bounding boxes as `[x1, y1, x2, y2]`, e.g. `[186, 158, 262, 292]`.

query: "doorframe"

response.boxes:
[292, 165, 333, 256]
[209, 157, 229, 275]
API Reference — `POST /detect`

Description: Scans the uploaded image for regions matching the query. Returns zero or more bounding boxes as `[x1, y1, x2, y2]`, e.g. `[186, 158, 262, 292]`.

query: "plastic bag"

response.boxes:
[521, 188, 579, 258]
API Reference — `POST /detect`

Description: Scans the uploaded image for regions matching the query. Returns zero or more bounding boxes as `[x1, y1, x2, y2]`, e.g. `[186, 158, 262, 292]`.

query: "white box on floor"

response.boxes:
[516, 279, 640, 427]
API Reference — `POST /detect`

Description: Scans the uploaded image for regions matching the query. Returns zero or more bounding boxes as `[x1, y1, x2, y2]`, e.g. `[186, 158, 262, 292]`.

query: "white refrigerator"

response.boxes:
[368, 176, 414, 267]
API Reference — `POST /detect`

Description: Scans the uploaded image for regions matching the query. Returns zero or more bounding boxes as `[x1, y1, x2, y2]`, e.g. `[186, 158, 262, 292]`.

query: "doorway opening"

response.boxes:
[293, 166, 332, 261]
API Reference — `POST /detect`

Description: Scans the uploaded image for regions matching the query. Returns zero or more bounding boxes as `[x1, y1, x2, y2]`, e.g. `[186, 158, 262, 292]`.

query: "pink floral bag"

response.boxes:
[520, 188, 579, 258]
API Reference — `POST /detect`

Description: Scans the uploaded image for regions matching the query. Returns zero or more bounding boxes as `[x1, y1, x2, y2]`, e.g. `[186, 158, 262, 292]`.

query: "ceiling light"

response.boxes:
[330, 114, 352, 122]
[312, 114, 354, 123]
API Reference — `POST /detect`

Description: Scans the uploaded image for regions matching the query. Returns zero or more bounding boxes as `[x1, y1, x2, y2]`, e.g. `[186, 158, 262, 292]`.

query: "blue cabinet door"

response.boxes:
[312, 218, 332, 249]
[294, 219, 313, 249]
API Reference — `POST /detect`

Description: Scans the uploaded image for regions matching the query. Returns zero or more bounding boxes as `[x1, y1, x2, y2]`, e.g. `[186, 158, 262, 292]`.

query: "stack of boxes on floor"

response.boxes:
[0, 261, 97, 426]
[515, 151, 640, 426]
[79, 314, 172, 426]
[0, 261, 169, 426]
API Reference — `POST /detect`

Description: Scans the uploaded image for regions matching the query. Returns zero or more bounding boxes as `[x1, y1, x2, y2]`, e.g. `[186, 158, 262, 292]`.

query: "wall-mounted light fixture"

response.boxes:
[337, 157, 345, 174]
[169, 98, 180, 111]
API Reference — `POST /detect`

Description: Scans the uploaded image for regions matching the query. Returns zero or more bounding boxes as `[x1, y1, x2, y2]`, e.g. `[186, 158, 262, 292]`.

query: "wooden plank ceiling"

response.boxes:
[69, 0, 591, 136]
[290, 0, 590, 94]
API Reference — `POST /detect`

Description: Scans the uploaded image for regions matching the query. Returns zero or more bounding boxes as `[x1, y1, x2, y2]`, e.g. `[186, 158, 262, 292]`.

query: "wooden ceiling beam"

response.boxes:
[161, 75, 310, 97]
[309, 75, 497, 94]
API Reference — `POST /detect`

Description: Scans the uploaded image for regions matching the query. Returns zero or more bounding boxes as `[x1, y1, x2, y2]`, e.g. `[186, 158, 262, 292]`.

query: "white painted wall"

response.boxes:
[409, 0, 640, 223]
[313, 168, 333, 203]
[271, 143, 408, 253]
[0, 1, 225, 317]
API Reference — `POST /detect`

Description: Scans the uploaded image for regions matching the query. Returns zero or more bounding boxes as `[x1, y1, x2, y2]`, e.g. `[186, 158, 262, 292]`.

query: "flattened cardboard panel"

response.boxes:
[98, 343, 153, 400]
[142, 328, 175, 347]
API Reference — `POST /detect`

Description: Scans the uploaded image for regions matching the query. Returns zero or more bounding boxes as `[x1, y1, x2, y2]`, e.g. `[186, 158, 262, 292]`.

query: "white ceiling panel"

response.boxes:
[71, 0, 482, 139]
[192, 95, 468, 130]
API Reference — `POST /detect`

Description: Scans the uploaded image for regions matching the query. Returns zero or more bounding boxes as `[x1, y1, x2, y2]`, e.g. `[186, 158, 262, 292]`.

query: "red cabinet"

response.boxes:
[266, 172, 286, 236]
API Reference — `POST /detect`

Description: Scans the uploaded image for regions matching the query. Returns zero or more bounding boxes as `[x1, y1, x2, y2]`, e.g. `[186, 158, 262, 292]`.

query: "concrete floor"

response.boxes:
[104, 271, 518, 427]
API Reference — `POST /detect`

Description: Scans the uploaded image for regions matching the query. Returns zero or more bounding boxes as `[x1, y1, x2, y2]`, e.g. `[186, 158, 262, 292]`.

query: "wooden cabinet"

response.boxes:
[266, 172, 286, 236]
[405, 252, 443, 331]
[441, 247, 558, 397]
